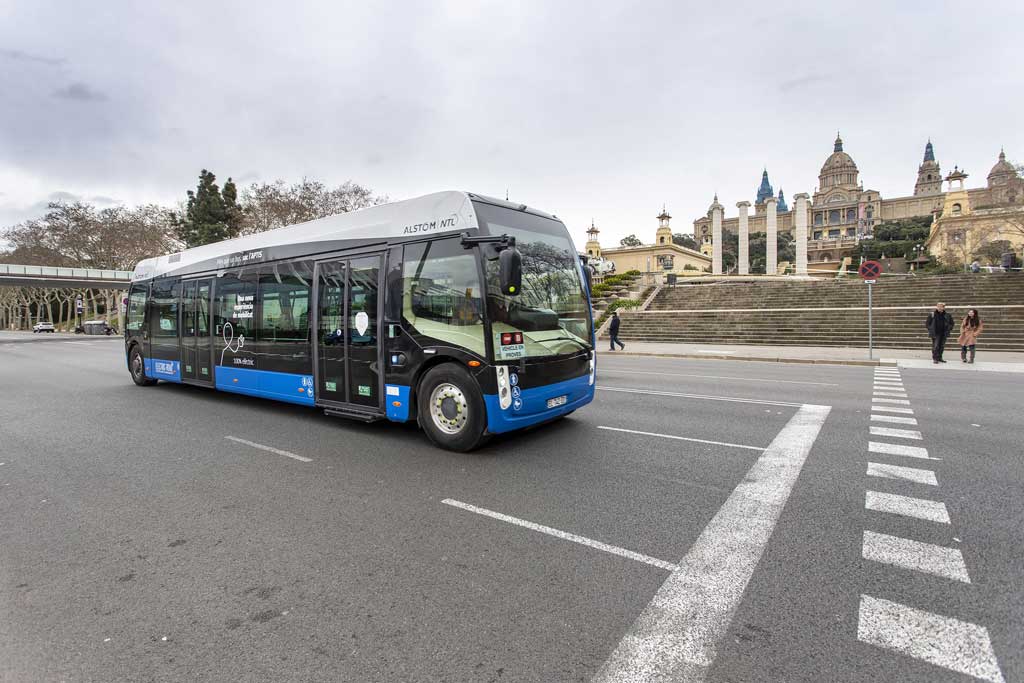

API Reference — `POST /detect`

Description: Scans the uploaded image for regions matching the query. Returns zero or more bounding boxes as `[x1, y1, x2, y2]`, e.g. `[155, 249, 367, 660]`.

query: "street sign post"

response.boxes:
[858, 260, 883, 359]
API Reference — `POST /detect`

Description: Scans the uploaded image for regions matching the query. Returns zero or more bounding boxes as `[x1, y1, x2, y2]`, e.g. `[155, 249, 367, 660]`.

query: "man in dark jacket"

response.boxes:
[925, 302, 954, 363]
[608, 310, 625, 351]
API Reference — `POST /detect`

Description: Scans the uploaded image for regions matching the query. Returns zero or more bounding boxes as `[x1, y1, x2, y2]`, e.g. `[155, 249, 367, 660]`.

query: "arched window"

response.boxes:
[814, 212, 823, 226]
[829, 209, 841, 224]
[660, 236, 665, 244]
[952, 203, 962, 215]
[846, 208, 857, 222]
[927, 174, 932, 180]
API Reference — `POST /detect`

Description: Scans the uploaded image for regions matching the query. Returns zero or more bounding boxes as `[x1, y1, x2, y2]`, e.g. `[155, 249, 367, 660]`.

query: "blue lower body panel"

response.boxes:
[385, 384, 412, 422]
[484, 373, 593, 434]
[145, 358, 181, 382]
[215, 365, 316, 406]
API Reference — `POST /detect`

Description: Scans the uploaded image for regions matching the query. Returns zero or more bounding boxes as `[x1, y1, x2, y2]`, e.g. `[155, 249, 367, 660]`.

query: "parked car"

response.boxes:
[79, 320, 118, 335]
[33, 321, 55, 333]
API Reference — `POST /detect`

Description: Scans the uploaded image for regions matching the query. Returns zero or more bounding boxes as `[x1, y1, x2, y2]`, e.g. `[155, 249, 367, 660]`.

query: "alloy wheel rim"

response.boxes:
[429, 382, 468, 435]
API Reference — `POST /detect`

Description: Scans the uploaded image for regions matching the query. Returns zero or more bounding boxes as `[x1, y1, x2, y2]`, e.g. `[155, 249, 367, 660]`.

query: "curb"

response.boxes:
[599, 351, 893, 367]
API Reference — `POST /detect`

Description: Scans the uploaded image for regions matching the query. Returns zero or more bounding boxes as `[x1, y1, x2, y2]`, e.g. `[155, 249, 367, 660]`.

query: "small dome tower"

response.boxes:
[656, 205, 673, 245]
[585, 220, 602, 259]
[915, 139, 942, 196]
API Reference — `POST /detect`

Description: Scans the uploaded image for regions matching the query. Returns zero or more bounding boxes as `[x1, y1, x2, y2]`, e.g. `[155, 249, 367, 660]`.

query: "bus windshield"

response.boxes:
[474, 202, 592, 360]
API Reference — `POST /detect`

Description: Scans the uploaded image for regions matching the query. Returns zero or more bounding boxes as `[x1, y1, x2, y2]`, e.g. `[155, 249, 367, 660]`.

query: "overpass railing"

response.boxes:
[0, 264, 133, 282]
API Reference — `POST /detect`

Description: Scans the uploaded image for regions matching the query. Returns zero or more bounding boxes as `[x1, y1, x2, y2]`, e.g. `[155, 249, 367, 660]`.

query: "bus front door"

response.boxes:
[181, 278, 213, 385]
[316, 254, 383, 414]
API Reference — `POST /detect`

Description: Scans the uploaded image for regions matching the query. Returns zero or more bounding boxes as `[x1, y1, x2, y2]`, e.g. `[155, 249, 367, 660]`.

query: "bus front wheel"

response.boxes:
[417, 364, 487, 452]
[129, 346, 157, 387]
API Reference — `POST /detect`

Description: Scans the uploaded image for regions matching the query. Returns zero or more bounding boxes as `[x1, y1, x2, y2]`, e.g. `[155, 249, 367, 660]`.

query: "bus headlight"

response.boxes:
[496, 366, 512, 409]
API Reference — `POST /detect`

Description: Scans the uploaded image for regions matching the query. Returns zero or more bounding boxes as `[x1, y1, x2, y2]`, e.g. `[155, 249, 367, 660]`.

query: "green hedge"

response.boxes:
[595, 298, 641, 329]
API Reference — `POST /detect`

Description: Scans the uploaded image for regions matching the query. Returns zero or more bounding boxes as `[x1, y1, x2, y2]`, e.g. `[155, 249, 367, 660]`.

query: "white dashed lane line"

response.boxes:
[866, 490, 951, 524]
[862, 530, 971, 583]
[441, 499, 680, 572]
[224, 436, 311, 463]
[870, 414, 918, 425]
[596, 426, 766, 452]
[869, 425, 923, 440]
[866, 462, 938, 486]
[857, 596, 1005, 683]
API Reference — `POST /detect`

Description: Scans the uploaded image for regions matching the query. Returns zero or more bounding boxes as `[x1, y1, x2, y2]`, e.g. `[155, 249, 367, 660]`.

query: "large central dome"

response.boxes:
[818, 133, 859, 191]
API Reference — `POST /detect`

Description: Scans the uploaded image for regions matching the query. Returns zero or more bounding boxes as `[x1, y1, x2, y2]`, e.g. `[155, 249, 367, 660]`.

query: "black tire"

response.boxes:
[129, 346, 157, 386]
[417, 364, 488, 452]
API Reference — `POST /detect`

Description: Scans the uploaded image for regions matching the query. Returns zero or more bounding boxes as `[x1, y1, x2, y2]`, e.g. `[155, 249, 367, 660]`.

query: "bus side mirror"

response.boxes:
[582, 264, 592, 293]
[499, 246, 522, 296]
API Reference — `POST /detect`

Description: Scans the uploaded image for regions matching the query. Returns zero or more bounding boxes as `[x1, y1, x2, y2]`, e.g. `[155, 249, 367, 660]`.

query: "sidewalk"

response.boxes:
[601, 341, 1024, 372]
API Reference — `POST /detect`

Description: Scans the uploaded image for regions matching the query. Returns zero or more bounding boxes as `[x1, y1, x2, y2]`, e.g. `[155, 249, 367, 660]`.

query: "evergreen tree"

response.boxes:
[619, 234, 642, 247]
[175, 169, 242, 247]
[672, 233, 699, 251]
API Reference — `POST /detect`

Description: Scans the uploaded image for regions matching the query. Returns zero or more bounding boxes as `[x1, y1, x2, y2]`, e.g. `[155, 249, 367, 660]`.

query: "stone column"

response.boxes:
[764, 196, 777, 276]
[711, 202, 723, 275]
[736, 201, 750, 275]
[794, 193, 810, 276]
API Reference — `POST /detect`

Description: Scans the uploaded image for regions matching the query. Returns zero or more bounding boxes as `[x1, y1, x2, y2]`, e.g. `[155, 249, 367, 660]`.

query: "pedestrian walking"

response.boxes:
[608, 310, 625, 351]
[925, 302, 954, 364]
[957, 308, 984, 364]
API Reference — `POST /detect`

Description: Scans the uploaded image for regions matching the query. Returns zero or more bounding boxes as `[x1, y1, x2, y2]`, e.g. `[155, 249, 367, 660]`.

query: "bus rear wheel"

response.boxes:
[129, 346, 157, 387]
[417, 364, 487, 452]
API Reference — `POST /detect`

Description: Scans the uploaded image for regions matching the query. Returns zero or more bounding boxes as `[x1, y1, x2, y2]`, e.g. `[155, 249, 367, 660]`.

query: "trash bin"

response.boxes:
[1001, 252, 1018, 271]
[666, 273, 678, 286]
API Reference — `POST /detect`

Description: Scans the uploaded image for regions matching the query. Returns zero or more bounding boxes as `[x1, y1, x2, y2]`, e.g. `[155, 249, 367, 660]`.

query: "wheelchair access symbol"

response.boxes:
[511, 385, 521, 399]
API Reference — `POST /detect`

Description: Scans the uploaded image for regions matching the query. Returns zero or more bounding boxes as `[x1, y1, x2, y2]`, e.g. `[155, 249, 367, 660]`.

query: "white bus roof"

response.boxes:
[132, 190, 504, 282]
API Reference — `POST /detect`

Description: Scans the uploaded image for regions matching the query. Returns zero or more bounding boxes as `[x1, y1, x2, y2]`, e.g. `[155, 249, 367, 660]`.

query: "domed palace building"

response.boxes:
[693, 134, 1024, 272]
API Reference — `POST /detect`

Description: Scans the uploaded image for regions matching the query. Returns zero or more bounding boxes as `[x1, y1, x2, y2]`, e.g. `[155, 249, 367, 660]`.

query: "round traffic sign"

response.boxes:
[859, 260, 882, 279]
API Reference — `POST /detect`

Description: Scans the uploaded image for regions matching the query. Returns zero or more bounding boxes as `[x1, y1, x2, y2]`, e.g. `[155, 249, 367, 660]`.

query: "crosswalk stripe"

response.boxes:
[871, 406, 915, 415]
[857, 595, 1005, 682]
[868, 441, 933, 459]
[866, 491, 950, 524]
[873, 391, 909, 398]
[873, 397, 911, 405]
[871, 414, 918, 425]
[870, 425, 923, 440]
[873, 382, 904, 388]
[862, 531, 970, 583]
[867, 462, 937, 486]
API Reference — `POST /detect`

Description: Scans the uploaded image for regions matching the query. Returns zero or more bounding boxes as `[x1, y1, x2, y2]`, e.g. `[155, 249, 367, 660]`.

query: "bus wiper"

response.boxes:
[538, 336, 592, 352]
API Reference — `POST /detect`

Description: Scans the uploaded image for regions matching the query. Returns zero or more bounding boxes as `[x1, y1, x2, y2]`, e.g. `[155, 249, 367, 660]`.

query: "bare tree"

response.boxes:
[240, 179, 386, 234]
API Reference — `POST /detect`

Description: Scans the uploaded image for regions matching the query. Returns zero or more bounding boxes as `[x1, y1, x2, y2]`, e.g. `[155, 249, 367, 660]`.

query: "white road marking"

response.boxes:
[868, 441, 934, 460]
[873, 381, 904, 387]
[592, 403, 831, 683]
[871, 414, 918, 425]
[873, 397, 911, 405]
[866, 491, 951, 524]
[597, 426, 765, 451]
[869, 425, 923, 440]
[223, 436, 311, 463]
[440, 499, 679, 572]
[596, 385, 802, 407]
[597, 368, 839, 387]
[696, 349, 735, 355]
[871, 406, 915, 415]
[874, 371, 901, 376]
[857, 595, 1005, 683]
[873, 391, 909, 398]
[862, 530, 970, 583]
[867, 462, 937, 485]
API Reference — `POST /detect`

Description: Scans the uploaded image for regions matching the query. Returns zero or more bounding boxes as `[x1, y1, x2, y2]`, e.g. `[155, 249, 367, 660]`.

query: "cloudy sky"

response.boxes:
[1, 0, 1022, 251]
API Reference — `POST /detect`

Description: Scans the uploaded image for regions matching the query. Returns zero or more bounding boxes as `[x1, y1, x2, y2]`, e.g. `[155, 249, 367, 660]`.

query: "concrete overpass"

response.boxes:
[0, 264, 133, 289]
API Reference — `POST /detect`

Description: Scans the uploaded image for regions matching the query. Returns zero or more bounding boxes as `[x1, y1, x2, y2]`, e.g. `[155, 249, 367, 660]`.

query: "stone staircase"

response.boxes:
[616, 273, 1024, 351]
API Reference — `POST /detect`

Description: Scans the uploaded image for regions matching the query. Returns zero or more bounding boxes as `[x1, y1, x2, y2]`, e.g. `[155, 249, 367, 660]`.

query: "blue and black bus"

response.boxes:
[125, 192, 595, 450]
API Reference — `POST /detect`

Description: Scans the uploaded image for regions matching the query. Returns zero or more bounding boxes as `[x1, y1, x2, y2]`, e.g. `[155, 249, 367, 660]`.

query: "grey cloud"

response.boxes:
[778, 74, 828, 93]
[88, 195, 121, 204]
[48, 190, 82, 202]
[52, 82, 108, 102]
[0, 47, 65, 66]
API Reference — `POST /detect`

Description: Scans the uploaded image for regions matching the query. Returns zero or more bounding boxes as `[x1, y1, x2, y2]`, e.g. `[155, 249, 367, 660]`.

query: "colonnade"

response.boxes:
[708, 193, 810, 276]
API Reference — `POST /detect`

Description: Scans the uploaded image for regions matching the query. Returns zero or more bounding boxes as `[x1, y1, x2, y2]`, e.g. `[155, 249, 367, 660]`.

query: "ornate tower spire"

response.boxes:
[834, 131, 843, 152]
[584, 219, 601, 259]
[915, 139, 942, 196]
[776, 187, 788, 212]
[656, 205, 673, 245]
[755, 169, 774, 205]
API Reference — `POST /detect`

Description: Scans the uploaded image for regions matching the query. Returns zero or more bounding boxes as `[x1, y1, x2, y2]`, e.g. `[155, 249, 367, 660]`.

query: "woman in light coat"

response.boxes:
[957, 309, 983, 363]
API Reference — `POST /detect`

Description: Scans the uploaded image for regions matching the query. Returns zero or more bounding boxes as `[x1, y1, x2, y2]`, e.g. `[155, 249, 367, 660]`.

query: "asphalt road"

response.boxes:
[0, 334, 1020, 682]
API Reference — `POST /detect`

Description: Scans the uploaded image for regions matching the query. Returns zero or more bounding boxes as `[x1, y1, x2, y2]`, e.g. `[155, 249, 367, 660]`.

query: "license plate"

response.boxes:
[546, 395, 567, 409]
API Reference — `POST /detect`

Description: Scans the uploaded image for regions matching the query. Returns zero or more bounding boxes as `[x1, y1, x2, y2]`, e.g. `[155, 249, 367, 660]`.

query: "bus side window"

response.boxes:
[384, 245, 402, 323]
[126, 286, 148, 332]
